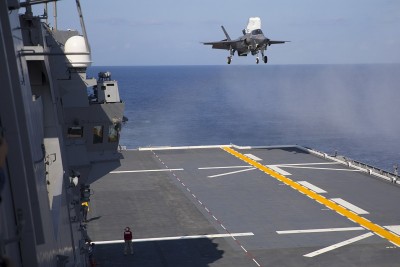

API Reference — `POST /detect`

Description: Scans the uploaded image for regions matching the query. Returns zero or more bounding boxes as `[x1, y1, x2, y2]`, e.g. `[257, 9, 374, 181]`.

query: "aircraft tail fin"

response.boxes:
[245, 17, 261, 33]
[221, 26, 231, 41]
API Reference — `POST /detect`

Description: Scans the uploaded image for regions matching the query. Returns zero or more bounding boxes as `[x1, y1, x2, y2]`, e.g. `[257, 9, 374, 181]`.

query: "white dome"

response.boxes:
[64, 35, 92, 68]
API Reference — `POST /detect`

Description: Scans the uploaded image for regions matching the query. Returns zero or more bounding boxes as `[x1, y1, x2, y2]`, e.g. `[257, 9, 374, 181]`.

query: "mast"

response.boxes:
[75, 0, 91, 53]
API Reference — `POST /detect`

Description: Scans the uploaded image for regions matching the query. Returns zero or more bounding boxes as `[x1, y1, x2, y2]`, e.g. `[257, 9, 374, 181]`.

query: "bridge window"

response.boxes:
[93, 126, 103, 144]
[108, 125, 119, 143]
[67, 126, 83, 138]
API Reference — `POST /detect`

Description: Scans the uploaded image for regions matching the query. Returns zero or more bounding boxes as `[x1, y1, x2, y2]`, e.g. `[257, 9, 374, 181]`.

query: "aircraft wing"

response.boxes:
[203, 40, 237, 50]
[268, 40, 290, 45]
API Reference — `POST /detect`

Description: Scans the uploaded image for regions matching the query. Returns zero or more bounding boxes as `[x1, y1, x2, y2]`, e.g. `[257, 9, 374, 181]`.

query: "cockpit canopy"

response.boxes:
[251, 29, 263, 35]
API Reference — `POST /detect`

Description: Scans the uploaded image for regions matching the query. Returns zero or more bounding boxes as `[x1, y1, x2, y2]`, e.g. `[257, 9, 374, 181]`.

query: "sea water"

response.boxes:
[87, 64, 400, 171]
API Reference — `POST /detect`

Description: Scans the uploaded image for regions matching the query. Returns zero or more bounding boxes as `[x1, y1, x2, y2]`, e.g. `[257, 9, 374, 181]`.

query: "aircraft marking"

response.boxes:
[267, 162, 359, 173]
[207, 167, 256, 178]
[244, 154, 262, 161]
[274, 162, 341, 166]
[200, 162, 355, 179]
[267, 165, 292, 176]
[198, 165, 252, 170]
[303, 232, 374, 257]
[276, 227, 365, 234]
[279, 225, 400, 253]
[110, 168, 184, 174]
[384, 225, 400, 236]
[279, 166, 360, 172]
[94, 232, 255, 245]
[297, 181, 327, 194]
[330, 198, 369, 215]
[222, 147, 400, 247]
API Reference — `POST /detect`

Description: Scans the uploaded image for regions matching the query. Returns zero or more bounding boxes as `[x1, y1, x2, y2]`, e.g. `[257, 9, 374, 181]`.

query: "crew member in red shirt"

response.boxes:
[124, 227, 133, 255]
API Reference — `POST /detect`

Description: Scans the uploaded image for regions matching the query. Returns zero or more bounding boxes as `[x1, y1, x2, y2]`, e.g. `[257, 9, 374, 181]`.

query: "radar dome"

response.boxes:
[64, 35, 92, 68]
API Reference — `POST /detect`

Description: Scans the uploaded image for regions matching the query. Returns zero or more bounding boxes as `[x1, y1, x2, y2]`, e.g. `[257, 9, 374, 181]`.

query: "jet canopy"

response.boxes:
[251, 29, 263, 35]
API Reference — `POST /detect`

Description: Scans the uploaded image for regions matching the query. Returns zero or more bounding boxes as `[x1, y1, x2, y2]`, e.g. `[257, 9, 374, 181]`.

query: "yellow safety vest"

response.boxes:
[81, 201, 89, 211]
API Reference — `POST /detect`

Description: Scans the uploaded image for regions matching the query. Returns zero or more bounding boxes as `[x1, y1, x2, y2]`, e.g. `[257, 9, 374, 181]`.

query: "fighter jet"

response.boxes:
[203, 17, 289, 64]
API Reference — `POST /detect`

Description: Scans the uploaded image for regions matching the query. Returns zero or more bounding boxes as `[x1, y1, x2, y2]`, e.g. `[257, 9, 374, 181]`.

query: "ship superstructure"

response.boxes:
[0, 1, 124, 266]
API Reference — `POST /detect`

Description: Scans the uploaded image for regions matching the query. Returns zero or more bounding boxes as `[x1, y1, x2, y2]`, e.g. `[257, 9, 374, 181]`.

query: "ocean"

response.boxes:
[87, 64, 400, 172]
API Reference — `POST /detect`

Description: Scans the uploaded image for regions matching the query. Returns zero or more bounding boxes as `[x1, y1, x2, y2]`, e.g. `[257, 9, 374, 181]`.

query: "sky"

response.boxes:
[33, 0, 400, 66]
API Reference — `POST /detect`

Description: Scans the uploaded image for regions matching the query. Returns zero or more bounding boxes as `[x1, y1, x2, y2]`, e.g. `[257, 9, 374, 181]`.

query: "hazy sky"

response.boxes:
[35, 0, 400, 66]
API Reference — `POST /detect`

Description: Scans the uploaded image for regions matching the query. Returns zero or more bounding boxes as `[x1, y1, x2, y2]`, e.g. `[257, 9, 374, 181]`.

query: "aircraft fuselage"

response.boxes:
[232, 30, 268, 56]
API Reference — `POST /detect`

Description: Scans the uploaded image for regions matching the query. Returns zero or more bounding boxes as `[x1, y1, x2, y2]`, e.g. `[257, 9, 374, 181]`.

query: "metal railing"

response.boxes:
[303, 146, 399, 184]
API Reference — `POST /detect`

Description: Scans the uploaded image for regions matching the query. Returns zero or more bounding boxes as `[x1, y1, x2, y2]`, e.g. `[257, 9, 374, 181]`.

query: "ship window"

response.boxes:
[67, 126, 83, 138]
[108, 125, 119, 143]
[93, 126, 103, 144]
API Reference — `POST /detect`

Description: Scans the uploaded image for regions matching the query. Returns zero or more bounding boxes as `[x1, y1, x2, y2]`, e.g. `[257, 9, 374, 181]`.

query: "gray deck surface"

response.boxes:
[86, 146, 400, 266]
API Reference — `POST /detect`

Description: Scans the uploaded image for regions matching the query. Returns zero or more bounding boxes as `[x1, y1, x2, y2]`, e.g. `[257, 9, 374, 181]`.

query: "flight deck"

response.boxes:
[86, 145, 400, 266]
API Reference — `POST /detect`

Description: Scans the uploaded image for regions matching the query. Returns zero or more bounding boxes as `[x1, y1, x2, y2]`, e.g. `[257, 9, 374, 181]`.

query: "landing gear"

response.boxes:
[261, 50, 268, 64]
[227, 47, 235, 64]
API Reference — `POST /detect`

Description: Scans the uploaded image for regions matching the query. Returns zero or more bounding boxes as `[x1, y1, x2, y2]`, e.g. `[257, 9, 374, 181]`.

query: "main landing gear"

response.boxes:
[227, 47, 235, 64]
[256, 50, 268, 64]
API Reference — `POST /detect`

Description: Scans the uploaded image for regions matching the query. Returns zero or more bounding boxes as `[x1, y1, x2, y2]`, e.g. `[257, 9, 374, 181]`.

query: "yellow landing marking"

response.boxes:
[222, 147, 400, 247]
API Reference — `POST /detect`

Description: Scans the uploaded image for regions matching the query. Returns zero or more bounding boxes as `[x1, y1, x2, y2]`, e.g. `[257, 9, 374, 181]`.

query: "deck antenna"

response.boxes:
[53, 0, 57, 30]
[45, 2, 48, 25]
[75, 0, 91, 54]
[24, 0, 33, 16]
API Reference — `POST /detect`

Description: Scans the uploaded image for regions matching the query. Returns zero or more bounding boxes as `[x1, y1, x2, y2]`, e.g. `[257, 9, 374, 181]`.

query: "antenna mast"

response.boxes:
[75, 0, 91, 53]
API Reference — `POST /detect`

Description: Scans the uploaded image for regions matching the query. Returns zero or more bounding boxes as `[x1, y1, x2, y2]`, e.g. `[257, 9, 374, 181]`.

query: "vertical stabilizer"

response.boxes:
[221, 26, 231, 41]
[245, 17, 261, 33]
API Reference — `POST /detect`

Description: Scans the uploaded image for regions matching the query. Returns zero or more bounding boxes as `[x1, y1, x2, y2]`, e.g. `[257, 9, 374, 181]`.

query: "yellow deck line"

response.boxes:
[222, 147, 400, 246]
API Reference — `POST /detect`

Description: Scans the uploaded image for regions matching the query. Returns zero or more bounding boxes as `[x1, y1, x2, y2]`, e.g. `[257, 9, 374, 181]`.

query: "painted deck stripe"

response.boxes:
[199, 166, 252, 170]
[110, 169, 184, 174]
[303, 232, 374, 257]
[297, 181, 327, 194]
[277, 227, 365, 234]
[330, 198, 369, 215]
[222, 147, 400, 247]
[384, 225, 400, 235]
[252, 259, 261, 266]
[244, 154, 262, 161]
[278, 166, 360, 172]
[274, 162, 341, 166]
[207, 167, 256, 178]
[93, 232, 255, 245]
[267, 165, 292, 176]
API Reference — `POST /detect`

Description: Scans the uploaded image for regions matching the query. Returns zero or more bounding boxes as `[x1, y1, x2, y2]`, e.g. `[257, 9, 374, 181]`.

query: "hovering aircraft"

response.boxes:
[203, 17, 289, 64]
